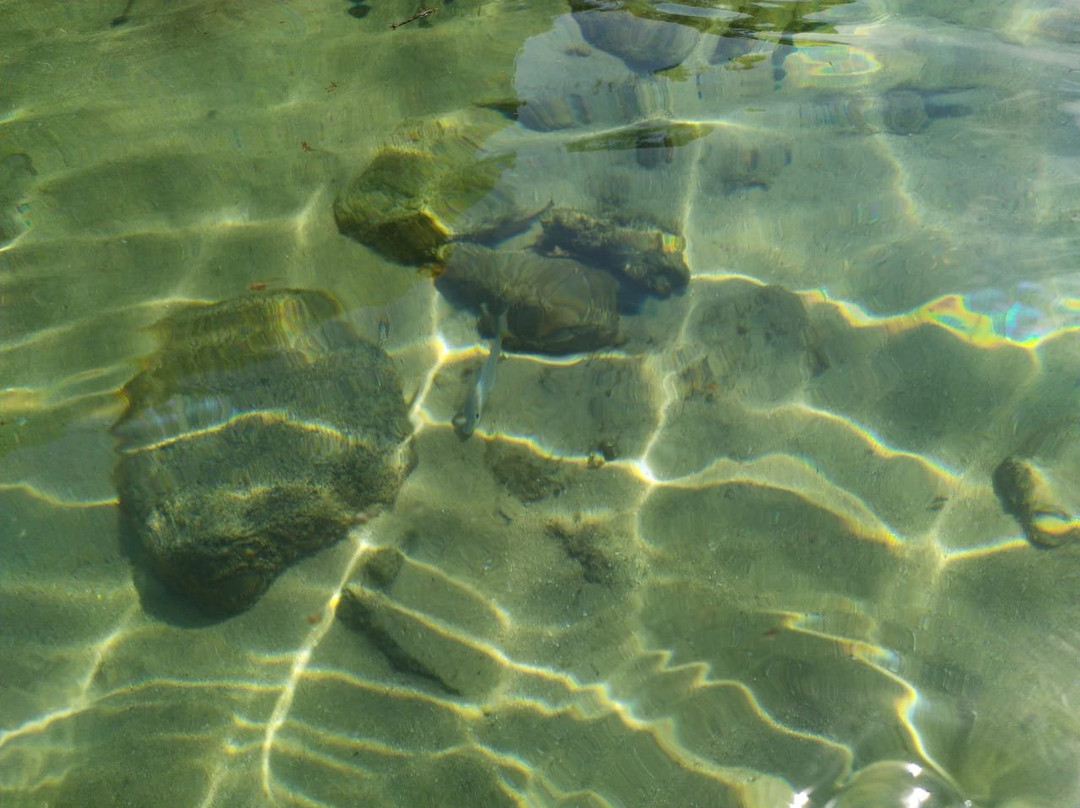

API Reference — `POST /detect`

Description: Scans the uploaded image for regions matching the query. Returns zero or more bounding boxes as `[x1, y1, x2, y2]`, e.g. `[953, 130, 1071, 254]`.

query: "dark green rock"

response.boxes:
[993, 456, 1079, 549]
[439, 243, 620, 354]
[569, 2, 700, 73]
[537, 206, 689, 298]
[334, 148, 454, 265]
[332, 112, 513, 266]
[113, 290, 415, 616]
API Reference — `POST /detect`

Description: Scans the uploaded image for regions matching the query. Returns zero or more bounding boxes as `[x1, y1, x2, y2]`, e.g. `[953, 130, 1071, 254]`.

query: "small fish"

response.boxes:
[453, 314, 506, 439]
[376, 308, 391, 345]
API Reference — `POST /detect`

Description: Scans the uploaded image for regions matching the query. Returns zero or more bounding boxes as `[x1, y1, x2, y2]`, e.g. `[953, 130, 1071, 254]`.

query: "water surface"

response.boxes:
[2, 1, 1080, 806]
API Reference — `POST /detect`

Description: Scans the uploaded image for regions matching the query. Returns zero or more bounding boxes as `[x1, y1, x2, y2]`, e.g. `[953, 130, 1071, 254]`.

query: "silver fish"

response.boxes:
[453, 315, 505, 439]
[376, 307, 391, 345]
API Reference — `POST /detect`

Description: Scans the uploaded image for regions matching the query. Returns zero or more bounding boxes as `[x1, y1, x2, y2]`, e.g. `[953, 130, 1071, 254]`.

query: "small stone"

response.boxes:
[537, 207, 689, 300]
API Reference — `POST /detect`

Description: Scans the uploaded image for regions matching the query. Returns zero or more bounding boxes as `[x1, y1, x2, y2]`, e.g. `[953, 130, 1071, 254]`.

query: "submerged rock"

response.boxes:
[881, 88, 973, 135]
[992, 415, 1080, 549]
[439, 243, 620, 354]
[333, 111, 512, 265]
[113, 290, 415, 616]
[334, 147, 455, 265]
[537, 206, 689, 298]
[513, 79, 667, 133]
[993, 456, 1080, 549]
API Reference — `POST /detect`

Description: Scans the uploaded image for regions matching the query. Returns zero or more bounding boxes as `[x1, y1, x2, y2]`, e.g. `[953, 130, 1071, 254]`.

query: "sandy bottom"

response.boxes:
[2, 1, 1080, 807]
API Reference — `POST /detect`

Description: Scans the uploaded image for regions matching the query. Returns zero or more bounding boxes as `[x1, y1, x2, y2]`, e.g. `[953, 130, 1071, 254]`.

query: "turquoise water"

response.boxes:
[2, 1, 1080, 806]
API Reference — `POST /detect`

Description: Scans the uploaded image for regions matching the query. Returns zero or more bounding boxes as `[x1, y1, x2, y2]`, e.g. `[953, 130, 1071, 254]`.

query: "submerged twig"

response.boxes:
[390, 7, 436, 29]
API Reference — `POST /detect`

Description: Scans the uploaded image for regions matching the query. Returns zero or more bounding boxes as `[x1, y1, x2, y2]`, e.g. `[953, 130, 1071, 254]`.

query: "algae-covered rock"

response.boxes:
[537, 206, 689, 298]
[113, 290, 415, 616]
[333, 111, 514, 265]
[993, 456, 1080, 549]
[991, 415, 1080, 549]
[334, 148, 453, 265]
[439, 243, 620, 354]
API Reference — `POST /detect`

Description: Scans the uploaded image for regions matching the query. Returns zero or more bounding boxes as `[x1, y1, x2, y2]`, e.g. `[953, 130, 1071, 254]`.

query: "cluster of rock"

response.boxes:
[992, 424, 1080, 550]
[333, 116, 690, 355]
[109, 36, 1015, 617]
[113, 99, 699, 615]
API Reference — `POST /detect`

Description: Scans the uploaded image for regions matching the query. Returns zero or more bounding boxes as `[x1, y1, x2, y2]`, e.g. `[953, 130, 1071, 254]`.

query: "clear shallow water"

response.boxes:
[2, 1, 1080, 807]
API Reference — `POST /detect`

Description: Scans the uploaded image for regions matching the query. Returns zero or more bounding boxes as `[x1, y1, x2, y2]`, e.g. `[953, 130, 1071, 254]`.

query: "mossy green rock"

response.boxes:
[333, 112, 513, 265]
[113, 290, 415, 616]
[438, 242, 620, 354]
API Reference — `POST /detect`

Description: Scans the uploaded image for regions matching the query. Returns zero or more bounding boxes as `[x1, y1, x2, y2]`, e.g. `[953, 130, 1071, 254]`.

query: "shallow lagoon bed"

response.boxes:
[2, 1, 1080, 806]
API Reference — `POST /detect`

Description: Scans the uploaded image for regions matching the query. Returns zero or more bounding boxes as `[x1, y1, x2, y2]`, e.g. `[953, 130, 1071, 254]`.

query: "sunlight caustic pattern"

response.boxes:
[3, 0, 1080, 806]
[2, 264, 1078, 807]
